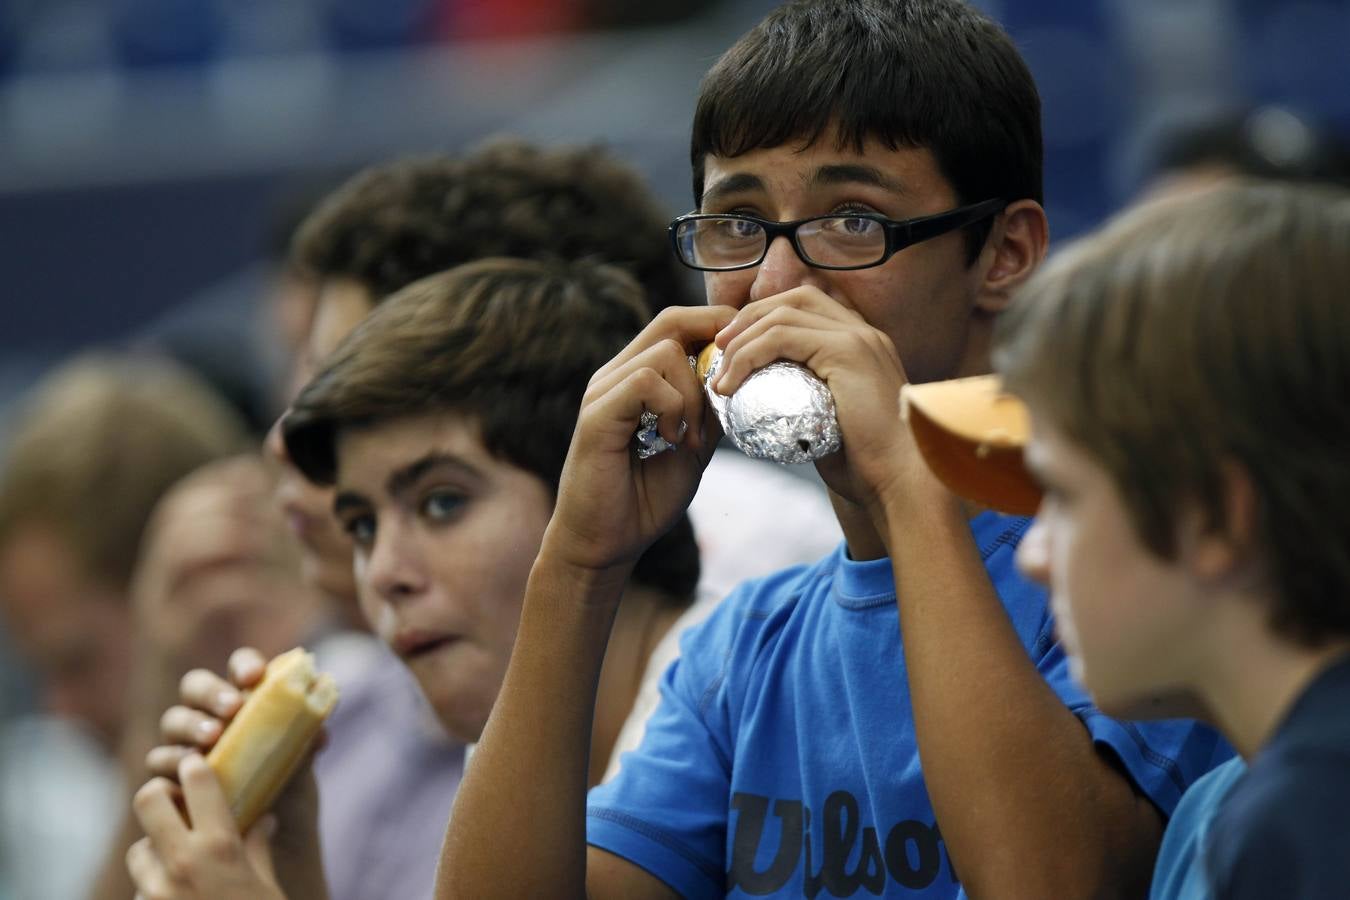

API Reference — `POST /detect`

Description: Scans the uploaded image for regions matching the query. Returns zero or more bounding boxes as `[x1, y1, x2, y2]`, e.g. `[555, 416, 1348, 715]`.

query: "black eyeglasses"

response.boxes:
[669, 198, 1006, 272]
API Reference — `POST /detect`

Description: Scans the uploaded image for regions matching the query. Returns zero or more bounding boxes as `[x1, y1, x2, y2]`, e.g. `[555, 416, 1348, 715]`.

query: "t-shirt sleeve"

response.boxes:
[1206, 762, 1345, 900]
[586, 599, 743, 899]
[1031, 620, 1235, 818]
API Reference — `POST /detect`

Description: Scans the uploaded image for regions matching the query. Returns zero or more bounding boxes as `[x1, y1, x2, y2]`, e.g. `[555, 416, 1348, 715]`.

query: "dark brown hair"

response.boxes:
[995, 181, 1350, 645]
[284, 257, 699, 600]
[290, 137, 698, 314]
[691, 0, 1042, 262]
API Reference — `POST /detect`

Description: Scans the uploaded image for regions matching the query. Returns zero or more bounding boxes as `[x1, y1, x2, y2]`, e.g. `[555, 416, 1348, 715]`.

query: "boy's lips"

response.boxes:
[392, 629, 459, 658]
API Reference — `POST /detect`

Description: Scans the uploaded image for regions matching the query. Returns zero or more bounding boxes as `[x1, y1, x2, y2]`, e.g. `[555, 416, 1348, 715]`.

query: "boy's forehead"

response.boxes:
[700, 141, 953, 206]
[334, 413, 489, 488]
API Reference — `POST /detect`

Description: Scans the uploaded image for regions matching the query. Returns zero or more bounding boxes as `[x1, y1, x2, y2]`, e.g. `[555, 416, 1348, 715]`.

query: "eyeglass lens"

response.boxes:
[678, 216, 887, 270]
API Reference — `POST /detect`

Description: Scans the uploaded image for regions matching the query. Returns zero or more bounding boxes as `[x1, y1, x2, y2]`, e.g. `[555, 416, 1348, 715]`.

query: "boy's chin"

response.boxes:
[1094, 686, 1211, 722]
[428, 695, 489, 745]
[418, 676, 493, 744]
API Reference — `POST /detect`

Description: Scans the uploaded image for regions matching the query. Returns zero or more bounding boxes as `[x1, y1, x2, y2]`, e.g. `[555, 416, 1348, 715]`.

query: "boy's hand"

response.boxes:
[127, 754, 287, 900]
[544, 305, 737, 587]
[145, 648, 322, 871]
[713, 286, 928, 513]
[147, 647, 266, 773]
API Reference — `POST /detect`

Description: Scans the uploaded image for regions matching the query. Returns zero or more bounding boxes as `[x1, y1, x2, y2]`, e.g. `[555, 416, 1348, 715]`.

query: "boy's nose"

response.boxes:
[749, 235, 829, 303]
[367, 530, 430, 604]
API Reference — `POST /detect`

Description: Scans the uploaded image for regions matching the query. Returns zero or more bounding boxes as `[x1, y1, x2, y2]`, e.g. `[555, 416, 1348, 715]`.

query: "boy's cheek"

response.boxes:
[704, 271, 753, 309]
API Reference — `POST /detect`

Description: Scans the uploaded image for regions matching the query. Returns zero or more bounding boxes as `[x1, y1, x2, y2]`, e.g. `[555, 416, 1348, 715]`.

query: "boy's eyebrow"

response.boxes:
[386, 452, 481, 499]
[809, 164, 909, 196]
[700, 173, 766, 209]
[332, 453, 482, 515]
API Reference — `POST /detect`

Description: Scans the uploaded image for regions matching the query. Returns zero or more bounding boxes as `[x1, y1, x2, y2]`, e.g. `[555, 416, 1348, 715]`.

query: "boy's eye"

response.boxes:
[422, 490, 467, 522]
[342, 514, 376, 547]
[719, 217, 763, 239]
[820, 215, 882, 237]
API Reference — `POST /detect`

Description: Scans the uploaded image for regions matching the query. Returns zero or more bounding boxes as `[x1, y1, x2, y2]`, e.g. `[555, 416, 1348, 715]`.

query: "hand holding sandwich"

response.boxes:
[128, 647, 333, 900]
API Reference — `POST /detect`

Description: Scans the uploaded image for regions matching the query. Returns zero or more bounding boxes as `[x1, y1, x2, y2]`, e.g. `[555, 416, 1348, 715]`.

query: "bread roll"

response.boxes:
[205, 647, 338, 831]
[695, 343, 719, 382]
[900, 374, 1040, 515]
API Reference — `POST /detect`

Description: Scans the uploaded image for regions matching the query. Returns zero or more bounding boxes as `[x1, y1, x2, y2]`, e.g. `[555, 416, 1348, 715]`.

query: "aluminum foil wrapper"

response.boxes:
[634, 410, 679, 460]
[700, 348, 841, 465]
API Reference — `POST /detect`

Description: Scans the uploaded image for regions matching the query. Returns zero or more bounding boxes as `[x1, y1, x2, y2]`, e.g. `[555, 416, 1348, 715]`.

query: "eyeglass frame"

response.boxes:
[668, 197, 1007, 272]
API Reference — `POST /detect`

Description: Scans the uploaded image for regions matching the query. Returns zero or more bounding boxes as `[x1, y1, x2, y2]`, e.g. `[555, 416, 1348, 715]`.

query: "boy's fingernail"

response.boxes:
[196, 720, 220, 740]
[216, 689, 239, 711]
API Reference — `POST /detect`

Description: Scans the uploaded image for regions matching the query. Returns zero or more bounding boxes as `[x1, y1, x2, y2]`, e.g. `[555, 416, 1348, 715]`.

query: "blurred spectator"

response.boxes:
[0, 353, 250, 749]
[80, 450, 333, 900]
[0, 352, 250, 899]
[1140, 105, 1350, 200]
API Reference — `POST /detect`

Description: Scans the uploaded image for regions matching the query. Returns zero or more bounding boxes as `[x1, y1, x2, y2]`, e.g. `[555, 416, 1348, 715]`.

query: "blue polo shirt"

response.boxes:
[588, 512, 1232, 898]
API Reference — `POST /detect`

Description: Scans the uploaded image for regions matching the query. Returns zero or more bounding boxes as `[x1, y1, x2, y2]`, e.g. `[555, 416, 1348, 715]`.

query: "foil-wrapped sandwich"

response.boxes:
[634, 344, 841, 465]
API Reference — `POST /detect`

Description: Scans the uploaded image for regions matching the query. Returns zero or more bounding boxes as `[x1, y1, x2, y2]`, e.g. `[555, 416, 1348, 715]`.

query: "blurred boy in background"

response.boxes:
[0, 353, 288, 900]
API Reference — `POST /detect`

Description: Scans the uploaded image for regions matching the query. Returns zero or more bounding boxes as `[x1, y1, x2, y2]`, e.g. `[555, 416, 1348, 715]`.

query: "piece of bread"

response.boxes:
[205, 648, 338, 831]
[695, 343, 720, 382]
[901, 375, 1040, 515]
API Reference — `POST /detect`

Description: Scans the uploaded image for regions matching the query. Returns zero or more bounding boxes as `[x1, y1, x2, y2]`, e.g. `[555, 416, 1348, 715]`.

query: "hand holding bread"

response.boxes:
[128, 647, 337, 899]
[147, 647, 336, 827]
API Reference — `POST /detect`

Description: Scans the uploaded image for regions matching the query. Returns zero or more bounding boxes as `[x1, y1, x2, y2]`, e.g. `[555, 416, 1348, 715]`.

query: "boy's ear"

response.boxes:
[1187, 461, 1260, 583]
[975, 199, 1049, 315]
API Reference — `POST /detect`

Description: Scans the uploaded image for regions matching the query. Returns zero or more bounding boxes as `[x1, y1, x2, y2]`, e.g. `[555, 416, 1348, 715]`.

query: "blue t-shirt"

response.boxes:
[1203, 654, 1350, 899]
[1150, 757, 1247, 900]
[587, 512, 1232, 898]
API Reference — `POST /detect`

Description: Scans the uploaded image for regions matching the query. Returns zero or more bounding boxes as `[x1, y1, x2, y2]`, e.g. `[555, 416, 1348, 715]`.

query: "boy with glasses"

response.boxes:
[441, 1, 1229, 897]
